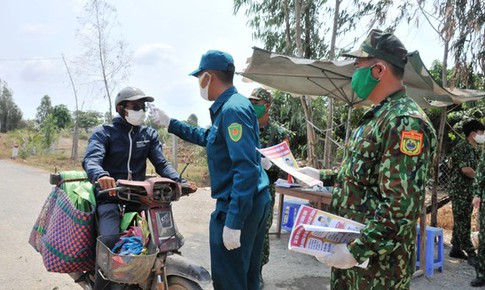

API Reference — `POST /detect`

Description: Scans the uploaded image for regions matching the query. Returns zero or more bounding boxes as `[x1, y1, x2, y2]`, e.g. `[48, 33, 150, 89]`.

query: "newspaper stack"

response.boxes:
[288, 205, 369, 268]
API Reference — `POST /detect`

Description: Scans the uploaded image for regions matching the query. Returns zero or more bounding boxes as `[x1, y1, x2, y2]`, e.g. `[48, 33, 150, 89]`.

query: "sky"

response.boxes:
[0, 0, 443, 127]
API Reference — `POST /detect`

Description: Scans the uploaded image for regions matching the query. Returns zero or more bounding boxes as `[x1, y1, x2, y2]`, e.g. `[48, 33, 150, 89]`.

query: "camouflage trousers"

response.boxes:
[475, 200, 485, 278]
[260, 184, 276, 273]
[450, 190, 475, 255]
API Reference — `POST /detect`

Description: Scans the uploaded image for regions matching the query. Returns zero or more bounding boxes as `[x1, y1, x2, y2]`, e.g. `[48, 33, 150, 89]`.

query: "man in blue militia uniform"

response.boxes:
[151, 50, 270, 290]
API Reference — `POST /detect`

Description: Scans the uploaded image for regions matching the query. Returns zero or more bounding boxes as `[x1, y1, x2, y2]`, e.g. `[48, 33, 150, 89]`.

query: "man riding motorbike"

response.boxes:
[82, 86, 184, 290]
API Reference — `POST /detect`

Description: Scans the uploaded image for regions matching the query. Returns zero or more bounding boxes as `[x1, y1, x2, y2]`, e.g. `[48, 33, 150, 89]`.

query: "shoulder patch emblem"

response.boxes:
[228, 122, 242, 142]
[400, 130, 423, 156]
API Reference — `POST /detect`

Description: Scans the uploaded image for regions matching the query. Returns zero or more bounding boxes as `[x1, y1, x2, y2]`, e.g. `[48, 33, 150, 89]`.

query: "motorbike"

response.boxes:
[50, 174, 212, 290]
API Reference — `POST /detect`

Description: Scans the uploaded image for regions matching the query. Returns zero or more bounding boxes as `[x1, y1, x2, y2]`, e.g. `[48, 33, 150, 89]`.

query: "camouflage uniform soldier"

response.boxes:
[249, 88, 290, 288]
[448, 120, 485, 266]
[316, 30, 437, 289]
[470, 135, 485, 287]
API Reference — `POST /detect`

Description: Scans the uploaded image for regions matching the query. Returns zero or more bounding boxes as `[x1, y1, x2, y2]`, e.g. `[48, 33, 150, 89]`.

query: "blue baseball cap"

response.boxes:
[189, 50, 235, 77]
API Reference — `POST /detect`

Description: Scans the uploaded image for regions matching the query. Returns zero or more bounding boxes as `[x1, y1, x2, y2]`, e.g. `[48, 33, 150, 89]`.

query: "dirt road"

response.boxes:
[0, 159, 478, 289]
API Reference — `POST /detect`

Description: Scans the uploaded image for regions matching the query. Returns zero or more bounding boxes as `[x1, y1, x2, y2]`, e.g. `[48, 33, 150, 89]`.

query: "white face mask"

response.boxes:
[125, 109, 146, 126]
[199, 72, 211, 101]
[473, 134, 485, 144]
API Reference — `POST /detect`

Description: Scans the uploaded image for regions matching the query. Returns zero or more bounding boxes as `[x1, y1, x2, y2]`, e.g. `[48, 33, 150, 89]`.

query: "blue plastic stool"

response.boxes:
[281, 200, 308, 232]
[416, 225, 444, 276]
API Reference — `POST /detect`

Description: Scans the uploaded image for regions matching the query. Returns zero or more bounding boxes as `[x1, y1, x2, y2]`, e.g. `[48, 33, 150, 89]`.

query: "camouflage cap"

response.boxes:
[249, 88, 272, 102]
[343, 29, 408, 69]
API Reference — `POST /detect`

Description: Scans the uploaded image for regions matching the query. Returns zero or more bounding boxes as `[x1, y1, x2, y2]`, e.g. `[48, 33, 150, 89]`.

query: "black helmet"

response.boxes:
[115, 87, 154, 106]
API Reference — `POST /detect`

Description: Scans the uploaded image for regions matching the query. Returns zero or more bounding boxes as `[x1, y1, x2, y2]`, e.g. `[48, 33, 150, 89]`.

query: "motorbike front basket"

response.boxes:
[96, 234, 158, 284]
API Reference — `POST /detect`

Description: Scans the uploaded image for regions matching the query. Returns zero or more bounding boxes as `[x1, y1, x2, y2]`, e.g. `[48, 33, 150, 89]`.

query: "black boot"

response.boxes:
[449, 247, 468, 260]
[470, 277, 485, 287]
[468, 254, 478, 267]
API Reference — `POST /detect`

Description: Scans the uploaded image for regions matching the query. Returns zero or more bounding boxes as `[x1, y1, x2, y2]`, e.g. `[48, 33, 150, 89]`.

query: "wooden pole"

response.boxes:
[431, 108, 447, 226]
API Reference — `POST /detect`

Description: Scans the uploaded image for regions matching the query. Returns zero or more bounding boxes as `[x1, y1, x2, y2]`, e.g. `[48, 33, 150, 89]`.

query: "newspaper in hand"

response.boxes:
[288, 205, 369, 268]
[257, 141, 322, 187]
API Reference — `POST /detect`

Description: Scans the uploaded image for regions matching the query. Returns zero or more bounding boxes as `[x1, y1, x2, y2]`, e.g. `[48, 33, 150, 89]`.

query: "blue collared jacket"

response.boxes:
[83, 115, 180, 185]
[168, 86, 269, 229]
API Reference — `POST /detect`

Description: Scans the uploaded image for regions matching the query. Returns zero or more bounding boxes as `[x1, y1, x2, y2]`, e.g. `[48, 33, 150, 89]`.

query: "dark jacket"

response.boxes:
[82, 115, 180, 186]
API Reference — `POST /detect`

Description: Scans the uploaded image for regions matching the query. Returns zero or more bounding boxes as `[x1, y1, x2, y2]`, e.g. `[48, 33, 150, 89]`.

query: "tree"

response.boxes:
[187, 114, 198, 126]
[51, 104, 72, 129]
[76, 110, 102, 132]
[447, 0, 485, 87]
[40, 113, 58, 151]
[36, 95, 52, 126]
[77, 0, 132, 121]
[62, 53, 82, 160]
[0, 81, 23, 133]
[234, 0, 329, 167]
[233, 0, 384, 167]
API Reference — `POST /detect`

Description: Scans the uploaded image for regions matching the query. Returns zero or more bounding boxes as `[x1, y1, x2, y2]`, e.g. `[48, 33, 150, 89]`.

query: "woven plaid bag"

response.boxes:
[29, 186, 96, 273]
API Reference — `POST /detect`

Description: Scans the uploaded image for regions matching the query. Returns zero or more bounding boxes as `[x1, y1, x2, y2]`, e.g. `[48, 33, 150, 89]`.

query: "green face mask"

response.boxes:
[252, 104, 266, 119]
[351, 66, 380, 100]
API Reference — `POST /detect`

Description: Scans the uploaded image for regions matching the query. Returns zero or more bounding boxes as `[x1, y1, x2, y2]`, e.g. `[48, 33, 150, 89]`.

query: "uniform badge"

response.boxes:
[228, 122, 242, 142]
[400, 130, 423, 156]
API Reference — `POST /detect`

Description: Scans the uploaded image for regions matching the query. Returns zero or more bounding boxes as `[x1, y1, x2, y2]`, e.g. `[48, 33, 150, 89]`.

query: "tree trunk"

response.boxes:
[431, 108, 447, 227]
[323, 0, 341, 168]
[62, 54, 81, 161]
[300, 96, 318, 168]
[294, 0, 318, 167]
[295, 0, 302, 55]
[95, 7, 113, 121]
[283, 0, 291, 52]
[71, 125, 79, 160]
[431, 2, 452, 226]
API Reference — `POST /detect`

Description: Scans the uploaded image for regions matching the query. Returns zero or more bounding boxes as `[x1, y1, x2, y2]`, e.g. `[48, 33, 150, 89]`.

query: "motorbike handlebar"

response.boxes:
[180, 181, 197, 195]
[95, 179, 198, 204]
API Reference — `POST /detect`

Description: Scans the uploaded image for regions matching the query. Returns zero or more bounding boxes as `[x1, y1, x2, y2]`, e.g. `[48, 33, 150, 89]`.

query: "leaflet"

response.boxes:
[288, 205, 369, 268]
[257, 141, 322, 187]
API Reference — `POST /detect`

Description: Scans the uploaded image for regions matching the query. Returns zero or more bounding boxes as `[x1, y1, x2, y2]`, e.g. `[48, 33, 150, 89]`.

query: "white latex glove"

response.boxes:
[317, 243, 358, 269]
[297, 166, 320, 180]
[261, 157, 272, 170]
[148, 104, 171, 128]
[222, 226, 241, 250]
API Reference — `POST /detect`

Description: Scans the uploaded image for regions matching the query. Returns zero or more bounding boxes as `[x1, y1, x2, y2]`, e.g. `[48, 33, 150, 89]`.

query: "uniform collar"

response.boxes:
[369, 88, 406, 117]
[210, 86, 238, 115]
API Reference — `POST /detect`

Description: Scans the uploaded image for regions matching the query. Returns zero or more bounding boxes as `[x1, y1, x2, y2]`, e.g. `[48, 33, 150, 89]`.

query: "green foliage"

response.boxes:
[0, 80, 23, 133]
[52, 104, 72, 129]
[40, 113, 59, 150]
[233, 0, 409, 166]
[234, 0, 328, 58]
[269, 92, 305, 156]
[75, 110, 102, 132]
[187, 114, 198, 126]
[157, 128, 173, 145]
[426, 59, 485, 155]
[36, 95, 53, 125]
[8, 122, 43, 158]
